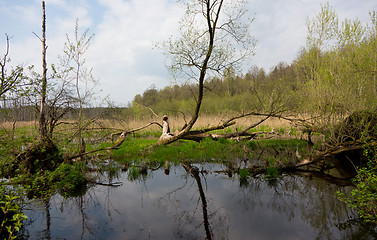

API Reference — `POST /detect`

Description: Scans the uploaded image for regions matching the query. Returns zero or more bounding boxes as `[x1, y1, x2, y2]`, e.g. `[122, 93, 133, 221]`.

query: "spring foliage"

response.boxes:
[338, 140, 377, 223]
[0, 186, 28, 240]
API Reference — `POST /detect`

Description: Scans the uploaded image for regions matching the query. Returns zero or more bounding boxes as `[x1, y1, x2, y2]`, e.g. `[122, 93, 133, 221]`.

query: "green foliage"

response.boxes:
[258, 138, 307, 148]
[238, 168, 249, 186]
[295, 6, 377, 130]
[50, 163, 89, 197]
[131, 6, 377, 126]
[127, 5, 376, 135]
[239, 168, 248, 179]
[130, 64, 296, 118]
[0, 186, 28, 240]
[127, 166, 148, 181]
[265, 157, 279, 180]
[8, 161, 90, 199]
[338, 140, 377, 223]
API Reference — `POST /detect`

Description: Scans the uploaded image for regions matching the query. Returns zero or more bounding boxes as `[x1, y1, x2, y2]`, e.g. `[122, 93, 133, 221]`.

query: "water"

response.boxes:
[22, 163, 377, 240]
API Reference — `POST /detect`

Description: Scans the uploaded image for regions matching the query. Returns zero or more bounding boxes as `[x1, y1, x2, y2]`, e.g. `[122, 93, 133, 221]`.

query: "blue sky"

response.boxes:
[0, 0, 376, 105]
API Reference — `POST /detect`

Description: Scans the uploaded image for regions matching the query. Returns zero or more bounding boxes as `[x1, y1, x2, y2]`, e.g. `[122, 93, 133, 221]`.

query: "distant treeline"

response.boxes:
[0, 105, 125, 122]
[131, 63, 296, 117]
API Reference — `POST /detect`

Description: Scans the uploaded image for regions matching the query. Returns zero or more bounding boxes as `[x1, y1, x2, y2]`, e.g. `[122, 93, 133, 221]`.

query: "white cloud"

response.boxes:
[86, 0, 183, 104]
[249, 0, 376, 71]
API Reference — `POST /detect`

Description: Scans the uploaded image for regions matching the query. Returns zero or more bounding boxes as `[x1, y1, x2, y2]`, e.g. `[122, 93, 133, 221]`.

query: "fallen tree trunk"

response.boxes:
[295, 139, 366, 169]
[158, 113, 279, 143]
[181, 131, 271, 141]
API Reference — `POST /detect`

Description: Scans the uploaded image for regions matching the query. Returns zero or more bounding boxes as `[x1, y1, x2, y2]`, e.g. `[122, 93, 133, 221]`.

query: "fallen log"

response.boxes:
[158, 114, 276, 142]
[295, 139, 366, 168]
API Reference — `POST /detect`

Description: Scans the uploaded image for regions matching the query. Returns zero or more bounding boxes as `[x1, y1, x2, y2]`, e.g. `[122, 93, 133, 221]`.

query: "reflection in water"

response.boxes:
[22, 163, 377, 239]
[43, 199, 51, 240]
[178, 163, 229, 239]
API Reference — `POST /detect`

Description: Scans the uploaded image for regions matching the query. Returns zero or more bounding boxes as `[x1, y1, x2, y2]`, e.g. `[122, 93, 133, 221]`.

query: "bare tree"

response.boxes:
[39, 0, 48, 139]
[0, 34, 25, 99]
[157, 0, 255, 144]
[60, 19, 95, 155]
[31, 0, 49, 139]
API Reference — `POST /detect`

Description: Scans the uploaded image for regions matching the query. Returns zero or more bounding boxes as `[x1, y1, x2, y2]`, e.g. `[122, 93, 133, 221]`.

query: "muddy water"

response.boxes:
[23, 163, 377, 240]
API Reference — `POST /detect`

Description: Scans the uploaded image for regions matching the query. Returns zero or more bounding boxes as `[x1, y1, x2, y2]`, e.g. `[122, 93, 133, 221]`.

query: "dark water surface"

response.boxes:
[23, 163, 377, 240]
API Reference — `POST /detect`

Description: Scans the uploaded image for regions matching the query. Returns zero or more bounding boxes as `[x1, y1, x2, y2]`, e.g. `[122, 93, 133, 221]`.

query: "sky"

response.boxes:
[0, 0, 376, 105]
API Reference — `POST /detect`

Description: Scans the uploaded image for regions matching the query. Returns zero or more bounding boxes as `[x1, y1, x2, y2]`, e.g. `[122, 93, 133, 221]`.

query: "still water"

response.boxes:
[23, 163, 377, 240]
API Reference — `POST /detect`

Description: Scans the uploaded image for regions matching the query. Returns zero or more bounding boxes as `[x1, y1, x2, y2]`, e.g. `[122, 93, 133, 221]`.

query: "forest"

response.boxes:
[1, 0, 377, 239]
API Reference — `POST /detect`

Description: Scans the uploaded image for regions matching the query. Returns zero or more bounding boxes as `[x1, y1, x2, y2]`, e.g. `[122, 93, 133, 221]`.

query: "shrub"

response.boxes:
[338, 139, 377, 222]
[0, 186, 27, 240]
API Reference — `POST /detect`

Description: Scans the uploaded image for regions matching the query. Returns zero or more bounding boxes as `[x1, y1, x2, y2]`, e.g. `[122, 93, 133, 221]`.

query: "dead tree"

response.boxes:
[0, 34, 24, 98]
[38, 0, 48, 140]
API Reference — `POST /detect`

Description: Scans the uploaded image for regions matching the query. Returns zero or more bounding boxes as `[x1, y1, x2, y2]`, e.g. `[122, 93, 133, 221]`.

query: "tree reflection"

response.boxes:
[237, 172, 376, 239]
[42, 199, 51, 240]
[182, 163, 213, 239]
[157, 163, 230, 239]
[21, 163, 377, 239]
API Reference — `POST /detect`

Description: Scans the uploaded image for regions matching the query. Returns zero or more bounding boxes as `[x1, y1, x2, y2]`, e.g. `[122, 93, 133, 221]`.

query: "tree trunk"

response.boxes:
[39, 0, 48, 139]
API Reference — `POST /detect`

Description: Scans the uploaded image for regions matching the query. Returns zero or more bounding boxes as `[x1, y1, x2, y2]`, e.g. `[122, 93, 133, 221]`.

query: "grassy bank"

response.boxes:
[0, 117, 310, 168]
[111, 134, 311, 167]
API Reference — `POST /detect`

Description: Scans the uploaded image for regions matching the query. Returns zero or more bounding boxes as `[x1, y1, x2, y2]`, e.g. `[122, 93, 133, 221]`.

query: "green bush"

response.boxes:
[15, 162, 90, 199]
[265, 157, 279, 180]
[338, 140, 377, 223]
[0, 186, 27, 240]
[51, 163, 89, 197]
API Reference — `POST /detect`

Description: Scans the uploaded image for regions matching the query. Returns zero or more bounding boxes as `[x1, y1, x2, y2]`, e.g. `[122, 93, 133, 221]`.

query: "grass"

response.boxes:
[112, 137, 247, 164]
[0, 116, 310, 166]
[257, 138, 307, 148]
[110, 134, 310, 168]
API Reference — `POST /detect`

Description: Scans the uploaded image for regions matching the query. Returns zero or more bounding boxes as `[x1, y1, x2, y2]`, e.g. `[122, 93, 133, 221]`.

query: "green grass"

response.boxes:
[111, 136, 309, 166]
[112, 137, 246, 164]
[258, 138, 307, 148]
